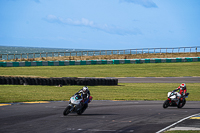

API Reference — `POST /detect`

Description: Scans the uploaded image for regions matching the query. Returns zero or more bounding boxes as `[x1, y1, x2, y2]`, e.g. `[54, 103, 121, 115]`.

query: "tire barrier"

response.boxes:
[0, 76, 118, 86]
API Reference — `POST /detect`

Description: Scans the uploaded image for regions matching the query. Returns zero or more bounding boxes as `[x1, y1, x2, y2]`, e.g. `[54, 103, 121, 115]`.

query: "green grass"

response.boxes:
[0, 62, 200, 77]
[0, 83, 199, 103]
[0, 62, 200, 103]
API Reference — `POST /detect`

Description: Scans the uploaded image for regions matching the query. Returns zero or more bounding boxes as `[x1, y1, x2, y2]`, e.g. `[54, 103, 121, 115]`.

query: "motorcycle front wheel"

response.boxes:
[63, 106, 71, 116]
[163, 100, 169, 108]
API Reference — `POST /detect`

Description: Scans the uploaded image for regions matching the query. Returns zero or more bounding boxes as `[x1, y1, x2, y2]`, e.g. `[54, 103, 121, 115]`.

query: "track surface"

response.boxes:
[1, 77, 199, 133]
[117, 77, 200, 83]
[0, 101, 200, 133]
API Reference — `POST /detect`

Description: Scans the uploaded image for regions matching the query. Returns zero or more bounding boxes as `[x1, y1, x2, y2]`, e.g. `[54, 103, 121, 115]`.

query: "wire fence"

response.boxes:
[0, 46, 200, 61]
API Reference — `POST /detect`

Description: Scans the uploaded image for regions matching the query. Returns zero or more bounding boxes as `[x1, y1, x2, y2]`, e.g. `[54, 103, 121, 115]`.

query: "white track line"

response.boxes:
[156, 113, 200, 133]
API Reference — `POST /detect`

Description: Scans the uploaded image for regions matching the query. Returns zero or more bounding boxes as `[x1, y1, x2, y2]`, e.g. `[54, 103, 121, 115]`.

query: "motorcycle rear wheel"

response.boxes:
[182, 99, 186, 107]
[163, 100, 169, 108]
[77, 110, 82, 115]
[177, 99, 186, 108]
[63, 106, 71, 116]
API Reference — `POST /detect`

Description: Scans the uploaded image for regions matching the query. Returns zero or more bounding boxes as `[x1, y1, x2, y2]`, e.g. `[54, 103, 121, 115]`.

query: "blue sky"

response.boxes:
[0, 0, 200, 50]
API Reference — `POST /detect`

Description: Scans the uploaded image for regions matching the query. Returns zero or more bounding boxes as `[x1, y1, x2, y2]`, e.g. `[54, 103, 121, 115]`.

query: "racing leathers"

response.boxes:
[173, 85, 187, 98]
[75, 88, 90, 110]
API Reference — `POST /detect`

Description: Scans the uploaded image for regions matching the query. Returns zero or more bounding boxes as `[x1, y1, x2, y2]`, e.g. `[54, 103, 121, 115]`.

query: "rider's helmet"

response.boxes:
[83, 86, 88, 93]
[180, 83, 186, 90]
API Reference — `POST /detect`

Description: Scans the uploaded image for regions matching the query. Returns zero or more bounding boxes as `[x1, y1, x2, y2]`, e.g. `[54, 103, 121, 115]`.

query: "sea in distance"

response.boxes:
[0, 45, 196, 60]
[1, 46, 127, 60]
[0, 46, 89, 54]
[0, 46, 97, 60]
[0, 45, 137, 60]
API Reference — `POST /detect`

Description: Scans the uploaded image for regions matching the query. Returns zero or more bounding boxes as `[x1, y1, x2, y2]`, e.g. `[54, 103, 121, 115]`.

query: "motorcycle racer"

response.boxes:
[172, 83, 187, 98]
[75, 86, 91, 111]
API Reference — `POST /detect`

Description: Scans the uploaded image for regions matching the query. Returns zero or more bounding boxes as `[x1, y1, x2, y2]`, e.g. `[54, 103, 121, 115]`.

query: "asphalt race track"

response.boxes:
[0, 100, 200, 133]
[0, 77, 200, 133]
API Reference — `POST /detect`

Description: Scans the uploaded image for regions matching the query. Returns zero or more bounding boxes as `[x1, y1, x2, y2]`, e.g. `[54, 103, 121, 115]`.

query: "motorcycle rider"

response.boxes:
[75, 86, 91, 111]
[172, 83, 187, 98]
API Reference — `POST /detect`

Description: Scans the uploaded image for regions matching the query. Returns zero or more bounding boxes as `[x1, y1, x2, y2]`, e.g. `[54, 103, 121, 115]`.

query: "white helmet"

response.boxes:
[180, 83, 186, 90]
[83, 86, 88, 93]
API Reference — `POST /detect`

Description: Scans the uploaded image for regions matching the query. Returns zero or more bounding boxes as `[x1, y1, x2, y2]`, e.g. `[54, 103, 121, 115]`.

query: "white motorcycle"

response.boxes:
[63, 94, 92, 116]
[163, 91, 189, 109]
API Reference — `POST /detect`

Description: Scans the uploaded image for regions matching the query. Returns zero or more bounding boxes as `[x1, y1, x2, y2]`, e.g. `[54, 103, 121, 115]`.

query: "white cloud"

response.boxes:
[44, 15, 141, 36]
[120, 0, 158, 8]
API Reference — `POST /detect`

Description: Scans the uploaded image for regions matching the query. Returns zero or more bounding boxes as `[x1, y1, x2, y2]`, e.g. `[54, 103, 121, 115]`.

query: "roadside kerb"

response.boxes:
[0, 57, 199, 67]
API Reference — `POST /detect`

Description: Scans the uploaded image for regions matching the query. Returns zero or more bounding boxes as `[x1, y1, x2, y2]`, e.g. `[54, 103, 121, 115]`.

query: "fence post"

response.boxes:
[46, 52, 47, 60]
[196, 47, 197, 53]
[7, 54, 8, 60]
[130, 49, 131, 54]
[160, 48, 161, 54]
[142, 49, 143, 54]
[40, 53, 41, 58]
[27, 53, 29, 59]
[166, 48, 167, 54]
[33, 53, 35, 59]
[106, 50, 107, 55]
[124, 50, 125, 55]
[21, 54, 22, 59]
[136, 49, 137, 55]
[190, 47, 191, 53]
[76, 51, 77, 56]
[14, 54, 15, 60]
[100, 50, 101, 55]
[154, 48, 155, 54]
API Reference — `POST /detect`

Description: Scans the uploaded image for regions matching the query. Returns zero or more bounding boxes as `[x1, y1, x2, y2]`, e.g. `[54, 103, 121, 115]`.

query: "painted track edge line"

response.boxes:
[156, 113, 200, 133]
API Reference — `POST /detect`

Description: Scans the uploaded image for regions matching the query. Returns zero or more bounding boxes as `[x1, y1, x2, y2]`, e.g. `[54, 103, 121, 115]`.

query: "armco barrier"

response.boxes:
[0, 57, 199, 67]
[0, 76, 118, 86]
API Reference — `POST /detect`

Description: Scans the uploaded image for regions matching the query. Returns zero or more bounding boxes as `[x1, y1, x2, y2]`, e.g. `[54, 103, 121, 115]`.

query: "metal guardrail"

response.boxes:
[0, 46, 200, 61]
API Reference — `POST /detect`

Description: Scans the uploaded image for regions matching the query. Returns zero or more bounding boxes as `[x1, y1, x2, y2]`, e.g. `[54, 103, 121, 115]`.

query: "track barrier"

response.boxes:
[0, 57, 199, 67]
[0, 76, 118, 86]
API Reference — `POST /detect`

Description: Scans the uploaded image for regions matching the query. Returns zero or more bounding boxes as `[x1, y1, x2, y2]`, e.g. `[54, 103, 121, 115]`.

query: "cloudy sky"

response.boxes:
[0, 0, 200, 50]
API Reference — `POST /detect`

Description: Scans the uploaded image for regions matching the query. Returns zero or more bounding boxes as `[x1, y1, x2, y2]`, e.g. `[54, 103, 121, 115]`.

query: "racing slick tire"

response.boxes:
[63, 106, 71, 116]
[163, 100, 169, 108]
[182, 99, 186, 107]
[177, 99, 186, 108]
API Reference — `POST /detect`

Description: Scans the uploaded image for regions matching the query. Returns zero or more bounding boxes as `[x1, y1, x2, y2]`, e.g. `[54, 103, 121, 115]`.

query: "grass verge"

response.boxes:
[0, 62, 200, 77]
[0, 83, 199, 103]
